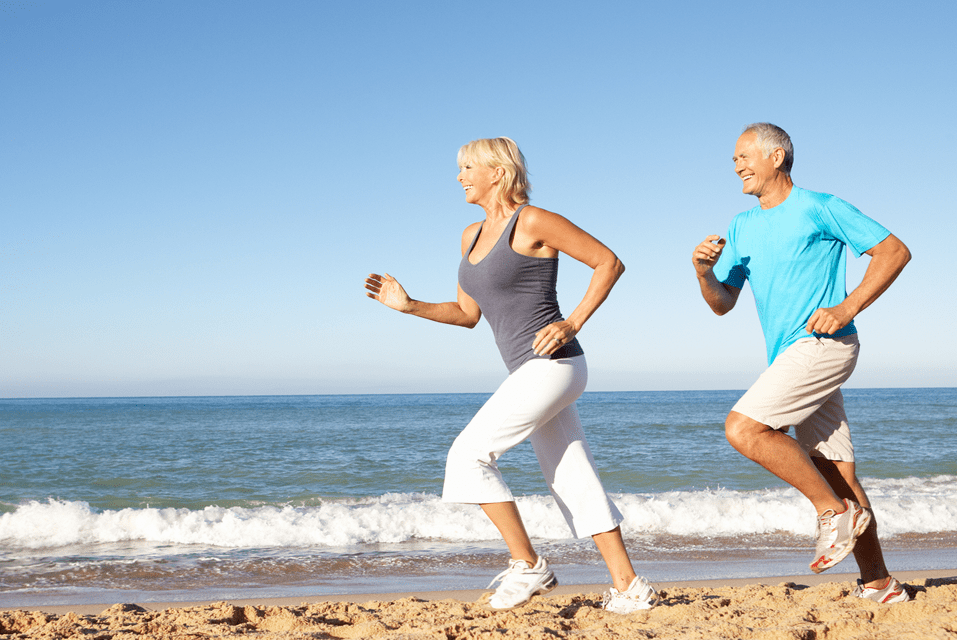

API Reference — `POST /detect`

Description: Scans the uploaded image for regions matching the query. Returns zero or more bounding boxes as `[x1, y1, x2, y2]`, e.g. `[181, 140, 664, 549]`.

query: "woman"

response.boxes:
[364, 137, 655, 613]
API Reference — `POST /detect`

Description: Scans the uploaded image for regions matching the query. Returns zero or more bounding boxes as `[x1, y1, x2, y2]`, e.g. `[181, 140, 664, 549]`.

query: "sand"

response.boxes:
[2, 571, 955, 639]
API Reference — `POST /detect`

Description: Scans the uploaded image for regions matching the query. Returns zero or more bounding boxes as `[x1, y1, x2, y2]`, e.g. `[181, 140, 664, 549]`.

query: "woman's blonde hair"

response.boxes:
[457, 137, 531, 206]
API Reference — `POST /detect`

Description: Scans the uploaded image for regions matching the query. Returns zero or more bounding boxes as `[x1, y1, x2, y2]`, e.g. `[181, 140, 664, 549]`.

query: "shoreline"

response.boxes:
[3, 570, 955, 640]
[5, 568, 954, 615]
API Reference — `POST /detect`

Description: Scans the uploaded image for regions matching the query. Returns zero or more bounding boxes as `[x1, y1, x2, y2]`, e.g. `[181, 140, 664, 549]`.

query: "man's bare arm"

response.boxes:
[692, 235, 742, 315]
[806, 234, 911, 334]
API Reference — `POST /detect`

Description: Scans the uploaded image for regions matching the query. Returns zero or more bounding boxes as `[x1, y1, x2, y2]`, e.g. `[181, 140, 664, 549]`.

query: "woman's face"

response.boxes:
[457, 161, 500, 206]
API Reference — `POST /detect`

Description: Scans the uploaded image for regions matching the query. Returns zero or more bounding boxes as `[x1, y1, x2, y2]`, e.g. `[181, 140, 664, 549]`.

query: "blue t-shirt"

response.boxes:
[713, 186, 890, 365]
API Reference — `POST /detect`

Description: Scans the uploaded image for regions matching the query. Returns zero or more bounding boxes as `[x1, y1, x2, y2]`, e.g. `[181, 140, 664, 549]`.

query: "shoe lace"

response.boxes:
[602, 581, 657, 610]
[600, 588, 620, 609]
[817, 509, 836, 536]
[487, 560, 527, 589]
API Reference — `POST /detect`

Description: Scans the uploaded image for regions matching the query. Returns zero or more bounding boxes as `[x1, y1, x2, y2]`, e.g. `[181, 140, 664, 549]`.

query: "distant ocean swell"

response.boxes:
[4, 476, 955, 550]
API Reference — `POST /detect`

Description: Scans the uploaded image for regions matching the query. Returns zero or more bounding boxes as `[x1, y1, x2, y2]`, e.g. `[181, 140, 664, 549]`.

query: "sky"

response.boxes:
[2, 0, 955, 398]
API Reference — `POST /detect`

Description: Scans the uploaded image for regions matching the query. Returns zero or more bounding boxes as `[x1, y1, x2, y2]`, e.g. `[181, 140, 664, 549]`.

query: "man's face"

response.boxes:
[732, 131, 779, 198]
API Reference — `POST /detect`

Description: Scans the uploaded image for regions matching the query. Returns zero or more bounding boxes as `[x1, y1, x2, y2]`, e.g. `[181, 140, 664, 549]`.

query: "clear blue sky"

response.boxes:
[2, 0, 954, 397]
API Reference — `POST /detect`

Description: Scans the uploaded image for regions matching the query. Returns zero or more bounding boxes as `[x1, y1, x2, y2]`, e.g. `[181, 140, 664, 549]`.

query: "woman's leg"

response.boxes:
[479, 502, 639, 591]
[445, 357, 631, 580]
[592, 527, 637, 591]
[524, 360, 640, 590]
[443, 357, 588, 507]
[481, 501, 537, 564]
[530, 400, 623, 538]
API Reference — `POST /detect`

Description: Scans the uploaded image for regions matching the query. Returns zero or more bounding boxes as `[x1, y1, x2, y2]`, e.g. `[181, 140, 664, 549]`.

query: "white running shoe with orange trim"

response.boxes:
[810, 499, 871, 574]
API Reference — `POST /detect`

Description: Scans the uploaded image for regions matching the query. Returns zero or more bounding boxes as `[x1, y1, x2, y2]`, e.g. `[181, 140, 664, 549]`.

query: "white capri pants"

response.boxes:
[442, 355, 623, 539]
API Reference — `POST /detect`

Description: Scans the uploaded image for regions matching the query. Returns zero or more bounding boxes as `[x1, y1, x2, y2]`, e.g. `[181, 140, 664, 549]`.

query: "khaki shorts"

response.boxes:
[732, 334, 860, 462]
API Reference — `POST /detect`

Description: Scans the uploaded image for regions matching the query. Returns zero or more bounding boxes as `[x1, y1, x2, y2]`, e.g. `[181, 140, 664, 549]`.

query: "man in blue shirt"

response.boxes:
[692, 123, 912, 603]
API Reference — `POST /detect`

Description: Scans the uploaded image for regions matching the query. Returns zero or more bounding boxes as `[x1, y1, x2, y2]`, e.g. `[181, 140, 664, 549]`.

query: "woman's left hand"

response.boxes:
[533, 321, 578, 356]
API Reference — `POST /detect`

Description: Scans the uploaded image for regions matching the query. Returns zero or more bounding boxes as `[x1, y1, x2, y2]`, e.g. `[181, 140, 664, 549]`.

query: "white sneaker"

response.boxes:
[853, 576, 911, 603]
[602, 575, 657, 613]
[486, 557, 558, 609]
[810, 499, 872, 574]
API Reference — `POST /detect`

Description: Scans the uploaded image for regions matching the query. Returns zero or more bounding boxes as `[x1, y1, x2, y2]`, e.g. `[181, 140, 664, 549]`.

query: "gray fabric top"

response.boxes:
[458, 205, 583, 373]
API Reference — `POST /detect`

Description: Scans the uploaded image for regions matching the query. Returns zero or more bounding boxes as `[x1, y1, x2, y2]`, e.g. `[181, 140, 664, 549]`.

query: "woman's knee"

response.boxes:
[445, 436, 471, 468]
[446, 435, 492, 473]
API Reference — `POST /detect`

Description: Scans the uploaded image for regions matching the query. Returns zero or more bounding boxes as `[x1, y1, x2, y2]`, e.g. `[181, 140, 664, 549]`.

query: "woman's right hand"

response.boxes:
[364, 273, 412, 312]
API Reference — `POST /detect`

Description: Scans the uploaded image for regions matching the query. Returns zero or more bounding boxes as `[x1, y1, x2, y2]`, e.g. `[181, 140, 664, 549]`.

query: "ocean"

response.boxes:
[2, 388, 956, 607]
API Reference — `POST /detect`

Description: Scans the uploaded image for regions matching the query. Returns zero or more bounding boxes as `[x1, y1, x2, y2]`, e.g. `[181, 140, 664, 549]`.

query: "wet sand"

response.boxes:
[2, 570, 955, 639]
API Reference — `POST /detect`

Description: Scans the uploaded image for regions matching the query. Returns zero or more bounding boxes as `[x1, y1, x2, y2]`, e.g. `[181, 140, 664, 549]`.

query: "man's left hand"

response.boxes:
[806, 304, 855, 335]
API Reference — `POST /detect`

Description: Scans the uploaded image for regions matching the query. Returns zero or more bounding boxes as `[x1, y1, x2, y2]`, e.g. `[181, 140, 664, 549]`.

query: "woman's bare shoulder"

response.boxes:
[461, 220, 484, 241]
[517, 205, 571, 231]
[460, 220, 483, 253]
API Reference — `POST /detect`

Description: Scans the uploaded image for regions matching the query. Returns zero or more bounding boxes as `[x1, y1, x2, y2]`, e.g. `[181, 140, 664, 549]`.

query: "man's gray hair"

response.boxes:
[743, 122, 794, 175]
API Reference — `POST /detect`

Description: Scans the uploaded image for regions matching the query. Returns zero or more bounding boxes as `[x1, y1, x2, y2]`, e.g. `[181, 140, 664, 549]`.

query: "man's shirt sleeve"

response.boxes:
[816, 195, 891, 258]
[713, 221, 747, 289]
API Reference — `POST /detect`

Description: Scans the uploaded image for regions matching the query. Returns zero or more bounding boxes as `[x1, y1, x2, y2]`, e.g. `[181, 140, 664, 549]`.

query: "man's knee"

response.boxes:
[725, 411, 763, 452]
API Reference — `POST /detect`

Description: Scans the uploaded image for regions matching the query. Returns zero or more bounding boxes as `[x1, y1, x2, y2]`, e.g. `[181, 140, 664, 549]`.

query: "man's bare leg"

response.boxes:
[725, 411, 845, 515]
[813, 458, 891, 588]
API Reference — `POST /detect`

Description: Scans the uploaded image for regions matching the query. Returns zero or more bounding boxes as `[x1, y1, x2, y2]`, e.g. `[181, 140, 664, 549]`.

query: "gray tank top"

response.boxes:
[458, 205, 584, 373]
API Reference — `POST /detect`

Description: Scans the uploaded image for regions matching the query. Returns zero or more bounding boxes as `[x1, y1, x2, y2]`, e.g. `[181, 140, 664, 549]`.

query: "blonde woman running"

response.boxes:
[365, 137, 654, 613]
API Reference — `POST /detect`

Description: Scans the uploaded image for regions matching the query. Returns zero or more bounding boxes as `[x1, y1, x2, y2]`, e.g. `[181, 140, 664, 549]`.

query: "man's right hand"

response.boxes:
[692, 235, 726, 277]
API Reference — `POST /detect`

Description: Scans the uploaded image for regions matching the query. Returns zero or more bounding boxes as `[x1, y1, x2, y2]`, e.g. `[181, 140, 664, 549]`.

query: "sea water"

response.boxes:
[1, 389, 955, 606]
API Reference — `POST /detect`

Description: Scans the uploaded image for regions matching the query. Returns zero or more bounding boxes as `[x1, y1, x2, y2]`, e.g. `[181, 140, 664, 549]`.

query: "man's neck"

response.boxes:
[758, 176, 794, 209]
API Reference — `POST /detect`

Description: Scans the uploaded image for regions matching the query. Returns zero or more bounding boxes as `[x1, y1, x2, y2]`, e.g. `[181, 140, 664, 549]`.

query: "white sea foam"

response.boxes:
[2, 476, 955, 550]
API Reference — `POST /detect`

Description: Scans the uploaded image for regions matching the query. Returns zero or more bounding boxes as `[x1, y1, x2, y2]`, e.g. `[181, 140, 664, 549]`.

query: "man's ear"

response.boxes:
[771, 147, 786, 170]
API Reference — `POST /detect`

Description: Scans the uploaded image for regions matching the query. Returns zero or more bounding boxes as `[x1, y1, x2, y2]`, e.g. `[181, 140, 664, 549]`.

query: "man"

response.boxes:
[692, 123, 912, 603]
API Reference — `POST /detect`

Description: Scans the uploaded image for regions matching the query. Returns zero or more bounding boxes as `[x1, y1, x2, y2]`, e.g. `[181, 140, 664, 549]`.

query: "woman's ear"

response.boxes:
[492, 166, 506, 183]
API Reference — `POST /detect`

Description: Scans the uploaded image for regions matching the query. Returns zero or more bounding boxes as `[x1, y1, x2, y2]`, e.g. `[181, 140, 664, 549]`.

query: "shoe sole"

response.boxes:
[603, 598, 656, 614]
[487, 575, 558, 610]
[810, 506, 872, 574]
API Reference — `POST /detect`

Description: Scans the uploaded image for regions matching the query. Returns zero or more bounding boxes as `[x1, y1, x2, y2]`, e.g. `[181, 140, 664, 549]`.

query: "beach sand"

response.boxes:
[2, 570, 955, 639]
